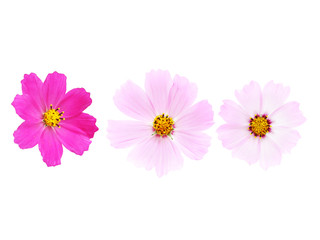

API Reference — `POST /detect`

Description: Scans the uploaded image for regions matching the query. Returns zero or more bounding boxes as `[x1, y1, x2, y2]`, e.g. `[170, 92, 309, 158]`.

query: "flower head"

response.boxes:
[12, 72, 99, 166]
[107, 70, 214, 176]
[217, 81, 305, 169]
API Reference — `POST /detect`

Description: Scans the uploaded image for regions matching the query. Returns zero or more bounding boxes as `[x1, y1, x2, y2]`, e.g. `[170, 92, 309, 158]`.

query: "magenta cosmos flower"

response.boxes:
[217, 81, 305, 169]
[12, 72, 98, 166]
[107, 70, 214, 176]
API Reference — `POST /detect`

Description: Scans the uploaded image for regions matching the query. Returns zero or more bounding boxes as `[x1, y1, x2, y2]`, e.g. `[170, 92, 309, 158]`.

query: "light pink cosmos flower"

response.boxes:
[12, 72, 98, 166]
[107, 70, 214, 177]
[217, 81, 305, 169]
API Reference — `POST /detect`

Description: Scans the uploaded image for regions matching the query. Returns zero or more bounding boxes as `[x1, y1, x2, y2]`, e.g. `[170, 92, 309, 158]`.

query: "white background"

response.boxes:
[0, 0, 319, 239]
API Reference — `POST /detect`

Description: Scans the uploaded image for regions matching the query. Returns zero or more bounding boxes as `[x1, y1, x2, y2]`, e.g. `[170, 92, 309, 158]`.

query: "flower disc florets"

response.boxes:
[248, 114, 272, 138]
[153, 113, 174, 137]
[43, 104, 65, 127]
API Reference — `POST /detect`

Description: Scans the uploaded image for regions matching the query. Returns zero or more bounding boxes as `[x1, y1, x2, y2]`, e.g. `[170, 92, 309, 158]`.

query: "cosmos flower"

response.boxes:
[12, 72, 98, 166]
[217, 81, 305, 169]
[107, 70, 214, 176]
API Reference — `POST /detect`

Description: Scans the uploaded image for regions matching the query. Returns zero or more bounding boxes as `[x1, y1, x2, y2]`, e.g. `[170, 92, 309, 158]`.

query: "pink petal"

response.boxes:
[235, 81, 262, 116]
[174, 130, 211, 160]
[60, 113, 98, 138]
[167, 75, 197, 118]
[42, 72, 66, 109]
[267, 127, 301, 154]
[175, 100, 214, 131]
[114, 81, 155, 121]
[231, 136, 260, 165]
[13, 121, 44, 149]
[217, 124, 250, 149]
[261, 81, 290, 114]
[145, 70, 172, 114]
[128, 136, 183, 177]
[21, 73, 45, 113]
[12, 94, 43, 121]
[259, 137, 282, 169]
[107, 120, 152, 148]
[269, 102, 306, 128]
[38, 128, 63, 167]
[58, 88, 92, 118]
[55, 122, 93, 156]
[219, 100, 250, 126]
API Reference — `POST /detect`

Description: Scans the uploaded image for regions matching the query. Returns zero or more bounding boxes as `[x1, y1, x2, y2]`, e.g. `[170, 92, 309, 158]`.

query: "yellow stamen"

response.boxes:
[249, 114, 271, 138]
[153, 113, 174, 137]
[43, 104, 64, 127]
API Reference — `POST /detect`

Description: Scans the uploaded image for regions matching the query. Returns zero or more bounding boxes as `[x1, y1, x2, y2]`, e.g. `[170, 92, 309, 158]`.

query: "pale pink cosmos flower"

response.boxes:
[217, 81, 305, 169]
[107, 70, 214, 176]
[12, 72, 98, 166]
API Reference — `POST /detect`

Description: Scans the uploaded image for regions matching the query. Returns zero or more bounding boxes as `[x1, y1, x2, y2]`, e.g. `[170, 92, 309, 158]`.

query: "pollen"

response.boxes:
[153, 113, 174, 137]
[43, 104, 65, 128]
[248, 114, 272, 138]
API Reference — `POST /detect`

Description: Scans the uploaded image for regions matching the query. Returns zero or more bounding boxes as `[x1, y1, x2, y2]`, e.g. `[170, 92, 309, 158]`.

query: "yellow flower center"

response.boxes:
[43, 104, 65, 128]
[153, 113, 174, 137]
[249, 114, 272, 138]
